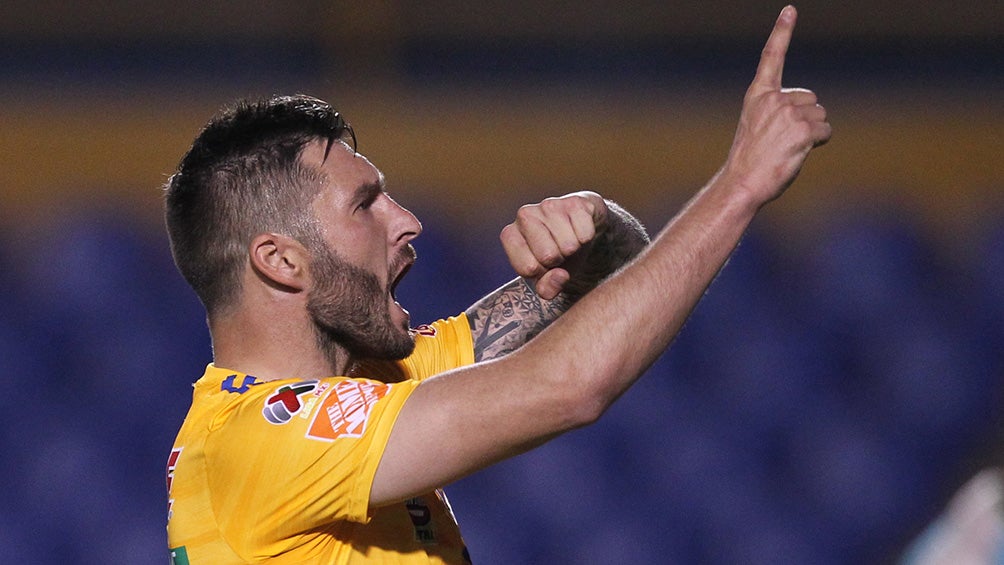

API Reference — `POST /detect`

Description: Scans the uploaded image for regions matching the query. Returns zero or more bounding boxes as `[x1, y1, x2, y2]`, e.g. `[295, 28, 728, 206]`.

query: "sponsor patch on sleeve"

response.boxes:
[413, 324, 437, 337]
[306, 379, 391, 441]
[262, 380, 319, 425]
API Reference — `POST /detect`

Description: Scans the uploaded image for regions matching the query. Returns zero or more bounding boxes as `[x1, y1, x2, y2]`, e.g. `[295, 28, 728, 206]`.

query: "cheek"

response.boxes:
[332, 226, 390, 276]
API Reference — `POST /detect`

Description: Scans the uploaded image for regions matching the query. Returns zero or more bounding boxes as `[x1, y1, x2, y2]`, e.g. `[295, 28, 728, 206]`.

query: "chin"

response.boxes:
[395, 338, 417, 361]
[374, 324, 417, 361]
[369, 336, 416, 362]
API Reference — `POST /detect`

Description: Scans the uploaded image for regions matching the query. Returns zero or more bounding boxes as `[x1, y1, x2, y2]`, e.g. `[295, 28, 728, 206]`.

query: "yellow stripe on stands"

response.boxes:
[1, 86, 1001, 232]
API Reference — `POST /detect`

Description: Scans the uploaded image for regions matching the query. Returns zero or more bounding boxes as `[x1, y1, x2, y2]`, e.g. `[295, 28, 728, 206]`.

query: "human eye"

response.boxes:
[355, 186, 381, 212]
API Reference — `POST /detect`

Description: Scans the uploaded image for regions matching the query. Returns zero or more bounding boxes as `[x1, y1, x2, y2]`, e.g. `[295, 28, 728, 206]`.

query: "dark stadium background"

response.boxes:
[1, 1, 1002, 563]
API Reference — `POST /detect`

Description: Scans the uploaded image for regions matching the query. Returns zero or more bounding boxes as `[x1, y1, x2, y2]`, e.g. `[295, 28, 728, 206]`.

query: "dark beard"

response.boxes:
[305, 243, 416, 363]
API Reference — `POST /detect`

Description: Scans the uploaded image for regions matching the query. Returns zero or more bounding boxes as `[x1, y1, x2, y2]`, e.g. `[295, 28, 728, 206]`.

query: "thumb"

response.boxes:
[533, 268, 570, 301]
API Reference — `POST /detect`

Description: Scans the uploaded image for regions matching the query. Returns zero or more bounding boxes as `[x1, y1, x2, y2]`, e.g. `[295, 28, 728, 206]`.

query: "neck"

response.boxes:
[209, 304, 355, 382]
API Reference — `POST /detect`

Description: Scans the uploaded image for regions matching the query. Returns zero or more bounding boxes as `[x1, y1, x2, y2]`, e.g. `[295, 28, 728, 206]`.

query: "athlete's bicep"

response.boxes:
[464, 277, 572, 362]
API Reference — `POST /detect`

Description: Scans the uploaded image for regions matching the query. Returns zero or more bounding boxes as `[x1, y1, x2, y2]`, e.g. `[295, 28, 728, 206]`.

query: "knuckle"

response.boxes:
[500, 230, 527, 252]
[539, 197, 563, 213]
[559, 240, 581, 255]
[499, 223, 518, 243]
[537, 249, 562, 267]
[515, 203, 536, 218]
[515, 205, 541, 226]
[758, 90, 782, 109]
[520, 260, 544, 276]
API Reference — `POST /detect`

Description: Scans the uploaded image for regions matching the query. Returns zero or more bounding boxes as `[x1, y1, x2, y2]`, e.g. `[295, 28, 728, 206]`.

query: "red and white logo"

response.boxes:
[262, 380, 319, 425]
[306, 379, 390, 441]
[414, 324, 437, 337]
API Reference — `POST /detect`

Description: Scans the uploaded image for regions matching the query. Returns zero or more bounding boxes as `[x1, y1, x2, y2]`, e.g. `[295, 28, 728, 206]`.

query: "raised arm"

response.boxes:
[373, 5, 829, 507]
[466, 194, 649, 361]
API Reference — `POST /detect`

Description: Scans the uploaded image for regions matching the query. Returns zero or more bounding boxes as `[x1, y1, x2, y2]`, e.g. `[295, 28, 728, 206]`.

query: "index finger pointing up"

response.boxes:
[752, 5, 797, 92]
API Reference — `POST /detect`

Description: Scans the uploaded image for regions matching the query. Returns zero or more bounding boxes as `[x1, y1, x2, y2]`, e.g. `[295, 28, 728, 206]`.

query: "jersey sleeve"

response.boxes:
[404, 313, 476, 380]
[204, 376, 420, 555]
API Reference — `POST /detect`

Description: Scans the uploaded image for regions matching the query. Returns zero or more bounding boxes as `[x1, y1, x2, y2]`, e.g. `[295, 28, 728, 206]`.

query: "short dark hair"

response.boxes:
[164, 94, 356, 315]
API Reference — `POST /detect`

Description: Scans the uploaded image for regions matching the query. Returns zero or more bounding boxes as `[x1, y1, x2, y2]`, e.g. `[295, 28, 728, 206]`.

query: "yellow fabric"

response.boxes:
[167, 314, 475, 564]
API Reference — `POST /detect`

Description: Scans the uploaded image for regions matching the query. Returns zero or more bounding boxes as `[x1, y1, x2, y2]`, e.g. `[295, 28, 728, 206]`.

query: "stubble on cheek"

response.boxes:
[306, 248, 416, 361]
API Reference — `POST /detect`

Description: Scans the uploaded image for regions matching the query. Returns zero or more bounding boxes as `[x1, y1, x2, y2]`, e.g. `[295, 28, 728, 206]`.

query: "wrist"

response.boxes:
[709, 165, 776, 215]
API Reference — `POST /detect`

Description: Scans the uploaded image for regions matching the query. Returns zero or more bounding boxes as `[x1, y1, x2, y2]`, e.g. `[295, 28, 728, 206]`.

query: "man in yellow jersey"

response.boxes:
[165, 5, 829, 563]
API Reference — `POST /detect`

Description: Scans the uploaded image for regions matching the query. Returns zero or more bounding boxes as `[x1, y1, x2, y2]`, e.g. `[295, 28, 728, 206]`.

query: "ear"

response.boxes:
[248, 232, 309, 292]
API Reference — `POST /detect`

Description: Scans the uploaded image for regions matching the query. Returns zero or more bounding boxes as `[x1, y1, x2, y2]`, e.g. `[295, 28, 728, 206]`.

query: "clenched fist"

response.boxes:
[499, 191, 609, 300]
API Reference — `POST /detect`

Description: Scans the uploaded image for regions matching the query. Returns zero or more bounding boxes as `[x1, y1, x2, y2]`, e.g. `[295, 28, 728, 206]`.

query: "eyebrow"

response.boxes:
[353, 179, 385, 205]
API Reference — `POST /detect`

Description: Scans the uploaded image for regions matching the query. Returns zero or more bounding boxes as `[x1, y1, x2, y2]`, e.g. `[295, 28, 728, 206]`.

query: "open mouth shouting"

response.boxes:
[389, 245, 417, 318]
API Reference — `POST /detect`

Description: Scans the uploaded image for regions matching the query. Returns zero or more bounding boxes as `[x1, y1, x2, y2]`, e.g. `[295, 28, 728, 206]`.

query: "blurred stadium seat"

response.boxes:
[1, 2, 1001, 563]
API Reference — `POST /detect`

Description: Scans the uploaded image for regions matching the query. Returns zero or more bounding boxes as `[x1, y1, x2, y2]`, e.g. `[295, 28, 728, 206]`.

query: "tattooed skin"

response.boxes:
[467, 278, 573, 361]
[466, 200, 649, 362]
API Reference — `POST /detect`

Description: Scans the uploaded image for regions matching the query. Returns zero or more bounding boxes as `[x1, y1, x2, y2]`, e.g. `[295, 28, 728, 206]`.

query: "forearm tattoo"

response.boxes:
[466, 200, 650, 362]
[466, 278, 572, 362]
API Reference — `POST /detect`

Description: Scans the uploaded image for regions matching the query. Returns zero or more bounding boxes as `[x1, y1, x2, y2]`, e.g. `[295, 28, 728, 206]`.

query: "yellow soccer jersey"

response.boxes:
[167, 315, 475, 564]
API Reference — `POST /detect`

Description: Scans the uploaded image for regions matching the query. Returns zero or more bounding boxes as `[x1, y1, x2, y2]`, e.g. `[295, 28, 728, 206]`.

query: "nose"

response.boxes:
[388, 196, 422, 245]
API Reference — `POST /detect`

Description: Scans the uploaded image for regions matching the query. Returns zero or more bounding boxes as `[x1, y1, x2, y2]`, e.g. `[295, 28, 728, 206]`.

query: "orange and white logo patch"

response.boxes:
[306, 379, 390, 441]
